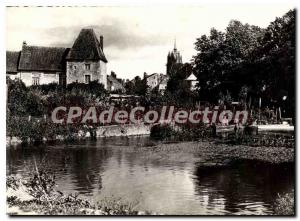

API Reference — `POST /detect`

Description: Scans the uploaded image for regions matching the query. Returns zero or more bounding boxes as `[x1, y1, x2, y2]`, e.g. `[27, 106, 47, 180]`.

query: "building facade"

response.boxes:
[185, 73, 198, 91]
[144, 73, 167, 90]
[107, 72, 126, 93]
[158, 75, 169, 93]
[6, 28, 108, 88]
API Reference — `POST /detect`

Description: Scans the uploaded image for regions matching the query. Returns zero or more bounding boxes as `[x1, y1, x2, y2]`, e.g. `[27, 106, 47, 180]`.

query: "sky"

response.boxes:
[6, 5, 294, 79]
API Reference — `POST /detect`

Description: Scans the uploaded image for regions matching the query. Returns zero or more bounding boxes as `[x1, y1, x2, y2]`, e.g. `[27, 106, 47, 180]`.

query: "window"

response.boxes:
[85, 64, 90, 70]
[32, 76, 40, 85]
[85, 75, 91, 84]
[74, 65, 77, 70]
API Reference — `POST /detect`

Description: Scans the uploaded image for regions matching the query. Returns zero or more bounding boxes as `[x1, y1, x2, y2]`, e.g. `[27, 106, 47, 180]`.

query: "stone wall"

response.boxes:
[66, 60, 107, 88]
[7, 123, 151, 146]
[99, 60, 107, 89]
[96, 124, 150, 137]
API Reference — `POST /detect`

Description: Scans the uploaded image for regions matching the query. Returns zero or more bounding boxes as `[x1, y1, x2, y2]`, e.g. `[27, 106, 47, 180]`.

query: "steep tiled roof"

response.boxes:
[145, 73, 156, 79]
[66, 29, 107, 62]
[6, 51, 20, 74]
[18, 45, 68, 72]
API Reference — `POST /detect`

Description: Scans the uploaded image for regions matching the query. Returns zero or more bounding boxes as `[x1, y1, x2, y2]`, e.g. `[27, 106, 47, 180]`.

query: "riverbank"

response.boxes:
[6, 123, 151, 146]
[7, 134, 294, 164]
[7, 175, 153, 215]
[109, 141, 294, 164]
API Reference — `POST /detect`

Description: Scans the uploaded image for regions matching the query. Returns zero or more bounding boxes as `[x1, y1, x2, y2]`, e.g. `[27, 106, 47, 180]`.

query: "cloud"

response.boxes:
[6, 6, 293, 78]
[46, 17, 170, 52]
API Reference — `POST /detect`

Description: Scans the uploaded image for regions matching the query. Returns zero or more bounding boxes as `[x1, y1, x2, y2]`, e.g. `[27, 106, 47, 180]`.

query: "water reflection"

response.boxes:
[193, 160, 294, 214]
[6, 137, 294, 215]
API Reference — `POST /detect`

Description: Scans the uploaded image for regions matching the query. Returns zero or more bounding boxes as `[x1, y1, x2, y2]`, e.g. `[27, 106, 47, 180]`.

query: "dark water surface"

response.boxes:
[7, 137, 294, 215]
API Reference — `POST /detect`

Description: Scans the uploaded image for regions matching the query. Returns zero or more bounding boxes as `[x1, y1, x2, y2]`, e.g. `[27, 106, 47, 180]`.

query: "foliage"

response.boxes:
[6, 115, 91, 143]
[192, 9, 295, 118]
[274, 192, 294, 215]
[124, 76, 148, 96]
[150, 124, 173, 140]
[193, 21, 264, 102]
[30, 82, 64, 95]
[66, 80, 108, 100]
[7, 79, 45, 116]
[7, 79, 109, 118]
[253, 10, 295, 116]
[150, 123, 212, 141]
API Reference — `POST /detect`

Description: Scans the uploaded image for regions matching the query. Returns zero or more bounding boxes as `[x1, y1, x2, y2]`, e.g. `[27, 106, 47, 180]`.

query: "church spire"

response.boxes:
[174, 38, 177, 51]
[167, 38, 182, 75]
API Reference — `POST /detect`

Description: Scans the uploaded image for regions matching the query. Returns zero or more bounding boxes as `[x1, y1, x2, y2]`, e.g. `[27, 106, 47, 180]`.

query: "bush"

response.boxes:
[150, 123, 212, 141]
[7, 173, 149, 215]
[274, 192, 294, 215]
[7, 79, 45, 117]
[6, 115, 91, 143]
[7, 116, 42, 142]
[29, 83, 63, 95]
[67, 80, 109, 101]
[150, 124, 173, 140]
[7, 79, 109, 117]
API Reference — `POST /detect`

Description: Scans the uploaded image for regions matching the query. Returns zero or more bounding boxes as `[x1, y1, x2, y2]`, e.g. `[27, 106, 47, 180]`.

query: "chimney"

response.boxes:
[100, 35, 103, 51]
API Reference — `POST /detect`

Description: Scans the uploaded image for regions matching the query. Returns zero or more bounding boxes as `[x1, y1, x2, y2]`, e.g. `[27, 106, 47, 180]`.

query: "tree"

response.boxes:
[252, 9, 295, 116]
[193, 21, 264, 103]
[124, 80, 135, 95]
[166, 63, 196, 105]
[192, 28, 226, 102]
[192, 9, 295, 115]
[7, 79, 45, 116]
[124, 76, 148, 96]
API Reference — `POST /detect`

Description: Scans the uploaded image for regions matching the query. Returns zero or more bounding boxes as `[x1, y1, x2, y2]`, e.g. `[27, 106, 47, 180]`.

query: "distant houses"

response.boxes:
[107, 72, 126, 93]
[143, 41, 198, 93]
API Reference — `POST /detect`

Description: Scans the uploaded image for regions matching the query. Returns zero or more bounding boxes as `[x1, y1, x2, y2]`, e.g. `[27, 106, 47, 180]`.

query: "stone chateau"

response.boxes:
[6, 28, 108, 88]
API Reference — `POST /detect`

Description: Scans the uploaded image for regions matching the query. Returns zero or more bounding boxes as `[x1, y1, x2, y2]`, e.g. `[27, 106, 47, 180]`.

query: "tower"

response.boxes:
[166, 39, 182, 75]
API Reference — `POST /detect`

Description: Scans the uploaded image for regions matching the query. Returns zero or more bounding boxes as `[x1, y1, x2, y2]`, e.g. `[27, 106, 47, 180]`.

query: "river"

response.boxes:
[6, 137, 294, 215]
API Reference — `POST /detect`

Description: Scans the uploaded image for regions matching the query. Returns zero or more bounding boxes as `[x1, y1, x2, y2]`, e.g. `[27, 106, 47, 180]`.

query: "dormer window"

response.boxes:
[85, 64, 90, 70]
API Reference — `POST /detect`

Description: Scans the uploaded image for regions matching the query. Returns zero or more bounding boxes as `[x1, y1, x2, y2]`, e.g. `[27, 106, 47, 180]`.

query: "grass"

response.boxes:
[7, 172, 152, 215]
[274, 192, 294, 215]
